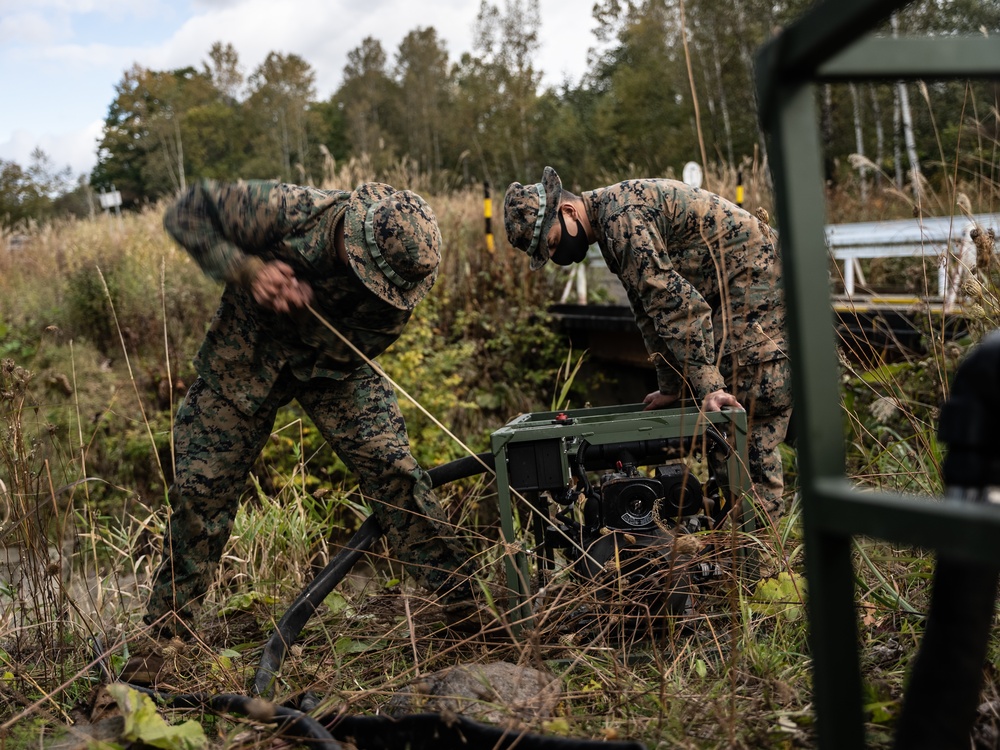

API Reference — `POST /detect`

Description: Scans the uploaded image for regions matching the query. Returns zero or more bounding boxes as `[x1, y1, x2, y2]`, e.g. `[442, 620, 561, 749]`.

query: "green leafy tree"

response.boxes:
[452, 0, 543, 187]
[533, 84, 603, 191]
[587, 0, 813, 177]
[91, 64, 148, 203]
[0, 149, 76, 227]
[394, 27, 452, 176]
[83, 4, 1000, 202]
[182, 101, 251, 180]
[0, 160, 34, 227]
[91, 64, 217, 204]
[168, 42, 255, 181]
[815, 0, 1000, 192]
[336, 37, 401, 171]
[203, 41, 244, 104]
[590, 1, 691, 176]
[144, 66, 218, 195]
[309, 100, 351, 174]
[52, 175, 97, 220]
[244, 52, 320, 182]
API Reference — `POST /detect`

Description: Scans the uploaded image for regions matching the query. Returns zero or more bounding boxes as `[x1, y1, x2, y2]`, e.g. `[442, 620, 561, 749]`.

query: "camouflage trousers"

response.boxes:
[727, 356, 793, 519]
[145, 363, 470, 631]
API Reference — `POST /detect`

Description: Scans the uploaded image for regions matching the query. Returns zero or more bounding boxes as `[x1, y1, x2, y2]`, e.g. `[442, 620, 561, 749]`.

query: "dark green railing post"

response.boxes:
[762, 74, 866, 750]
[755, 2, 1000, 747]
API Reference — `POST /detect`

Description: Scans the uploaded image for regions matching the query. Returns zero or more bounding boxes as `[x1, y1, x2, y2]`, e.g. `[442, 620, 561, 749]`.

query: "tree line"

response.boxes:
[2, 0, 998, 226]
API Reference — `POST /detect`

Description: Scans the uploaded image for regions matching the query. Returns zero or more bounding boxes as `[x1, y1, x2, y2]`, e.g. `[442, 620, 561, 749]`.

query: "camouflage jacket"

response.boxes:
[583, 179, 787, 400]
[164, 179, 410, 415]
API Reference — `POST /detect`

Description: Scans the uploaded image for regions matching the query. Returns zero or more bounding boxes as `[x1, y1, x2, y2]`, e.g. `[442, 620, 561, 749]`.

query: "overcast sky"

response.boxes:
[0, 0, 598, 181]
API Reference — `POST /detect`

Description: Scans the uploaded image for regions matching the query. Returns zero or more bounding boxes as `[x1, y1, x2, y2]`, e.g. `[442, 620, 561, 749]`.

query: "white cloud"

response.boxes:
[140, 0, 482, 98]
[0, 0, 169, 19]
[0, 0, 598, 180]
[0, 11, 71, 45]
[0, 121, 104, 178]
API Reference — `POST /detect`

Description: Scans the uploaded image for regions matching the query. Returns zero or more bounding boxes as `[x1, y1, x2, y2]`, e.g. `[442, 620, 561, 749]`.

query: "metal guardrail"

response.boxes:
[550, 212, 993, 365]
[828, 213, 1000, 300]
[565, 213, 1000, 308]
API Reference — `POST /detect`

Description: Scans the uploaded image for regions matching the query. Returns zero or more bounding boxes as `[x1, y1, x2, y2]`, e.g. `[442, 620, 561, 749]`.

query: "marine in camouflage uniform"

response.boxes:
[146, 179, 471, 635]
[504, 167, 792, 518]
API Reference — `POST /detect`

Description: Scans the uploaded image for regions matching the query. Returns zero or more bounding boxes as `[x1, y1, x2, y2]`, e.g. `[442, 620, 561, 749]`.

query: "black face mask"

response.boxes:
[550, 211, 590, 266]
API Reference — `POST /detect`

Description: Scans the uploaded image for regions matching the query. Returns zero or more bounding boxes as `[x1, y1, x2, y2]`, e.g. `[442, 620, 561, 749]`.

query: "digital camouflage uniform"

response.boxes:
[146, 179, 470, 632]
[505, 171, 792, 516]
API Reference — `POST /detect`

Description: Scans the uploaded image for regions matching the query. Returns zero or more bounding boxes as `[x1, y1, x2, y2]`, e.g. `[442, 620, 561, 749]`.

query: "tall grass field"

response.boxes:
[1, 155, 999, 749]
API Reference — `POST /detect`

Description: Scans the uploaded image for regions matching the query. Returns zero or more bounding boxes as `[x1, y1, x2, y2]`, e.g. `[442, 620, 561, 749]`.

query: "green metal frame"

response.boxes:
[489, 402, 752, 628]
[756, 3, 1000, 747]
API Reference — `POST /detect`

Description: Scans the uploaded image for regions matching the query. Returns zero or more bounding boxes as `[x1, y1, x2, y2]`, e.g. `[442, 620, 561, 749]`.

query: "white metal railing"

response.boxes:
[826, 213, 1000, 304]
[562, 213, 1000, 309]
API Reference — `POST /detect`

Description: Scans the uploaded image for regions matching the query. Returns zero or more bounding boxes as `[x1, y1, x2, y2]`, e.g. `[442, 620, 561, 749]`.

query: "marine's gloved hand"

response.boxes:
[250, 260, 314, 313]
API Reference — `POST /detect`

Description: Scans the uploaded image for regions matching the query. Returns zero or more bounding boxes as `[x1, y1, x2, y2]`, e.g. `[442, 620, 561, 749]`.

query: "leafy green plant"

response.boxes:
[106, 684, 208, 750]
[550, 347, 588, 412]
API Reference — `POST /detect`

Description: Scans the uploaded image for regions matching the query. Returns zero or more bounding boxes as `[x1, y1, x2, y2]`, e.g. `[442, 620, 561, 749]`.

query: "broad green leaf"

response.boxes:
[694, 659, 708, 679]
[210, 653, 234, 677]
[323, 590, 351, 615]
[858, 362, 909, 384]
[751, 571, 807, 621]
[334, 637, 383, 655]
[542, 718, 571, 735]
[106, 684, 207, 750]
[218, 590, 275, 615]
[865, 700, 898, 724]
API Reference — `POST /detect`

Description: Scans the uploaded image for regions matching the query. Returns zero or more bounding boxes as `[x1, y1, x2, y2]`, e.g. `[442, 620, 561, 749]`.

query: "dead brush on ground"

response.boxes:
[3, 151, 1000, 748]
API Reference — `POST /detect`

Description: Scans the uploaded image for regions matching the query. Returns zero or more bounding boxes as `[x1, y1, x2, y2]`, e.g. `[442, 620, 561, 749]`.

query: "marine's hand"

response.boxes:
[251, 260, 314, 313]
[642, 390, 679, 411]
[702, 389, 743, 412]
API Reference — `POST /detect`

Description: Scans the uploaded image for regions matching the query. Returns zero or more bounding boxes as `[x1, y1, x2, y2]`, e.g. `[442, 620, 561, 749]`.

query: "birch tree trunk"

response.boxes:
[870, 84, 885, 175]
[897, 80, 922, 201]
[711, 39, 734, 167]
[891, 13, 923, 202]
[174, 115, 185, 192]
[893, 89, 904, 189]
[821, 84, 835, 183]
[850, 83, 868, 201]
[731, 0, 769, 170]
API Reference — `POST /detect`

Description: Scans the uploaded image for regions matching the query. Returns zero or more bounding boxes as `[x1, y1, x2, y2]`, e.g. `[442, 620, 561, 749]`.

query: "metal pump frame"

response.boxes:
[489, 402, 752, 626]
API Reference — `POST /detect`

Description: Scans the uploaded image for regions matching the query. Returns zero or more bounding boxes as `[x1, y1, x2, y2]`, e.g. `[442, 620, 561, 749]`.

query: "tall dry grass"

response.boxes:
[1, 139, 999, 748]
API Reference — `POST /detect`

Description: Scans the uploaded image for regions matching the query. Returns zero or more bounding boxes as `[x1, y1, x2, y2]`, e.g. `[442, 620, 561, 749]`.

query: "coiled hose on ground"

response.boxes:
[105, 438, 732, 749]
[252, 451, 496, 698]
[98, 452, 502, 750]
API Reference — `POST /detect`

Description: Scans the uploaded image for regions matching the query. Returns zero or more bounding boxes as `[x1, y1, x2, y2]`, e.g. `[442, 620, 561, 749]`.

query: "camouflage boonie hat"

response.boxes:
[503, 166, 563, 270]
[344, 183, 441, 310]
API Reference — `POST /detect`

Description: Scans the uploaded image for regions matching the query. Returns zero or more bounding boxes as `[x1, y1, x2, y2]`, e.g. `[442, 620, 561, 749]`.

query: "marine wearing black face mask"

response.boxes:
[550, 210, 590, 266]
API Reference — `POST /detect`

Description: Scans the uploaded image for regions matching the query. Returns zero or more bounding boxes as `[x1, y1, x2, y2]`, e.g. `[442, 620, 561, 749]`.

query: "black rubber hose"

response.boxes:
[143, 687, 342, 750]
[253, 451, 496, 698]
[577, 430, 730, 472]
[427, 451, 495, 486]
[893, 329, 1000, 750]
[324, 712, 647, 750]
[254, 514, 382, 698]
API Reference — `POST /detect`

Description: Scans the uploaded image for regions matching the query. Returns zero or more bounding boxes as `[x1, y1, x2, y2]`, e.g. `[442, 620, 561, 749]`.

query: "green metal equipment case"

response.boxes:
[489, 403, 752, 626]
